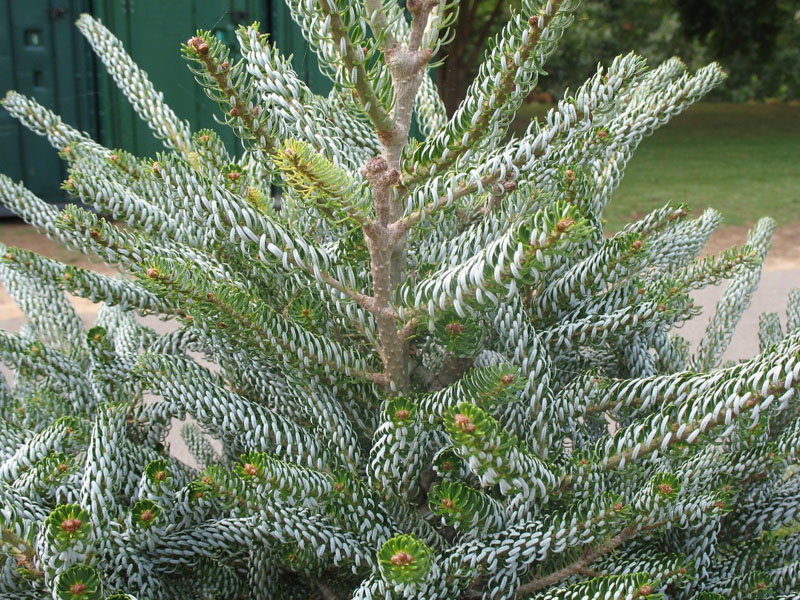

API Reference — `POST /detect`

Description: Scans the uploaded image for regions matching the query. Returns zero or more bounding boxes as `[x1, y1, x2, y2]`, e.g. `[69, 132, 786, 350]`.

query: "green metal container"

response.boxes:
[1, 1, 329, 209]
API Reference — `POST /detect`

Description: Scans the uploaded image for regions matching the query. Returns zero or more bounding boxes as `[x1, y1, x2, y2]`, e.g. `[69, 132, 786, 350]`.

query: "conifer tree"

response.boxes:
[1, 3, 799, 599]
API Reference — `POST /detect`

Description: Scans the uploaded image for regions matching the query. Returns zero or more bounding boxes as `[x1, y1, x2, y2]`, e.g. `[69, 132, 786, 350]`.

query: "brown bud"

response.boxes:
[638, 585, 653, 596]
[528, 15, 540, 27]
[109, 153, 119, 163]
[745, 398, 756, 408]
[57, 463, 68, 472]
[613, 502, 625, 511]
[638, 287, 646, 295]
[390, 551, 414, 566]
[63, 146, 71, 154]
[756, 582, 766, 589]
[70, 583, 88, 596]
[565, 169, 576, 182]
[503, 180, 517, 192]
[596, 130, 609, 139]
[221, 61, 230, 69]
[556, 218, 575, 232]
[187, 36, 209, 55]
[500, 374, 515, 385]
[146, 267, 159, 279]
[657, 483, 674, 495]
[152, 161, 161, 173]
[155, 470, 167, 481]
[227, 171, 241, 181]
[243, 463, 259, 477]
[657, 304, 667, 312]
[382, 168, 401, 186]
[395, 409, 410, 421]
[445, 322, 465, 336]
[363, 156, 388, 176]
[140, 509, 155, 523]
[205, 292, 215, 302]
[93, 333, 103, 343]
[229, 106, 241, 117]
[714, 501, 725, 510]
[201, 476, 212, 485]
[198, 134, 210, 143]
[631, 240, 643, 251]
[334, 482, 344, 492]
[454, 413, 476, 433]
[441, 498, 455, 509]
[4, 253, 12, 260]
[61, 518, 82, 533]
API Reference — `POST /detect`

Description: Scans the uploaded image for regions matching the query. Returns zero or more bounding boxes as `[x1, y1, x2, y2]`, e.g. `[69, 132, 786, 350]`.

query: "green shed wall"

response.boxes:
[1, 1, 329, 209]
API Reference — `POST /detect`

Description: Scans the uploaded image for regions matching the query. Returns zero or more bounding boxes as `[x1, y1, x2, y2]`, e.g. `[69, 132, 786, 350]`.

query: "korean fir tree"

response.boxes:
[0, 2, 799, 599]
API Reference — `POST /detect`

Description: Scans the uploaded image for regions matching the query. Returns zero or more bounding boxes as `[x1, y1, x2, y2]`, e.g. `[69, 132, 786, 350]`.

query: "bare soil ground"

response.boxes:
[1, 220, 798, 320]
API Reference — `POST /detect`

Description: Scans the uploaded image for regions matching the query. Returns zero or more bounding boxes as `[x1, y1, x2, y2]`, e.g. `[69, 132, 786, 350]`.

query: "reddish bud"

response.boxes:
[70, 583, 88, 596]
[631, 240, 643, 250]
[500, 374, 515, 385]
[155, 470, 167, 481]
[454, 413, 476, 433]
[395, 409, 410, 421]
[146, 267, 159, 279]
[61, 518, 82, 533]
[243, 463, 259, 477]
[441, 498, 455, 509]
[657, 483, 674, 495]
[390, 551, 414, 566]
[187, 36, 209, 55]
[140, 509, 155, 523]
[445, 322, 465, 336]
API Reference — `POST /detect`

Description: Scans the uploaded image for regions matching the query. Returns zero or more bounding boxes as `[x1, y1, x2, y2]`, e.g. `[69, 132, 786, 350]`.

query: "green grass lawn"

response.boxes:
[515, 103, 800, 232]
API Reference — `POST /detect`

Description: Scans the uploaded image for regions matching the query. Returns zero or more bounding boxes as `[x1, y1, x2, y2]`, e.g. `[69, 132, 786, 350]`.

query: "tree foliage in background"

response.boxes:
[0, 2, 799, 599]
[674, 0, 800, 101]
[438, 0, 800, 106]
